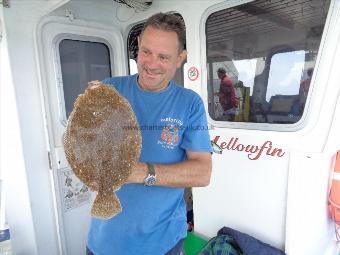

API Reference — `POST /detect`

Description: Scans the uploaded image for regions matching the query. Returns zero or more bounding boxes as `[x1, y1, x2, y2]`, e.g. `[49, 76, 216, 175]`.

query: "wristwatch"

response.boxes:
[144, 163, 156, 186]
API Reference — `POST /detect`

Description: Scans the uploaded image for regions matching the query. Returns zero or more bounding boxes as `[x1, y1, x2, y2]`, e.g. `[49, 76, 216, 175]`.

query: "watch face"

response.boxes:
[145, 175, 156, 186]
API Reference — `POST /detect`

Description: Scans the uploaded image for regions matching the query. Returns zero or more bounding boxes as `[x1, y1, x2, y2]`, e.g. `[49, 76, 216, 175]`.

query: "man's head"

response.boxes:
[217, 67, 226, 79]
[140, 13, 186, 52]
[137, 13, 187, 92]
[307, 68, 313, 78]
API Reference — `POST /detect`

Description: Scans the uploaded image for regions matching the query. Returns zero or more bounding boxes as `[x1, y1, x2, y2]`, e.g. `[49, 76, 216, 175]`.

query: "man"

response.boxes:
[216, 67, 237, 120]
[298, 67, 313, 113]
[87, 13, 212, 255]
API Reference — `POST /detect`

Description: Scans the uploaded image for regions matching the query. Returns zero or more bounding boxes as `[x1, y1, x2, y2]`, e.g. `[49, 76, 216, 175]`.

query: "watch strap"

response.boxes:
[144, 163, 156, 186]
[146, 163, 155, 176]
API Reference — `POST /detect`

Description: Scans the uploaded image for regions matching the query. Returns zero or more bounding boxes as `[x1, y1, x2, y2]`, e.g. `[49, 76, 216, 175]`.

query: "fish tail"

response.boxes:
[91, 191, 122, 219]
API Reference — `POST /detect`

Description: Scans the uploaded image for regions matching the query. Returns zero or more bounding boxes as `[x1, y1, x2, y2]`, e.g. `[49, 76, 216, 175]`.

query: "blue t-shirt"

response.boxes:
[87, 74, 211, 255]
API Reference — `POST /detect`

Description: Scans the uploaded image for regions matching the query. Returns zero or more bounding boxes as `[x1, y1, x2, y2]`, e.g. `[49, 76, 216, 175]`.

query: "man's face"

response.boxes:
[137, 26, 186, 92]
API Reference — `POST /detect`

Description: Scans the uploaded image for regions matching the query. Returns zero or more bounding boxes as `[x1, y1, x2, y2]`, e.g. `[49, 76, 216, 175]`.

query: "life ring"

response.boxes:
[328, 151, 340, 236]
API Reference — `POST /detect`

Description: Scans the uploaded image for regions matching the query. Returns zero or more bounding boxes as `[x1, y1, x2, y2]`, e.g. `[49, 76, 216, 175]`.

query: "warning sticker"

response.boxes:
[187, 66, 199, 81]
[59, 168, 90, 212]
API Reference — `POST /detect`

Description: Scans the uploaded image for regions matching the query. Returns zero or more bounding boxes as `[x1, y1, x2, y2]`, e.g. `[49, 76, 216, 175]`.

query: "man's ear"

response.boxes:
[176, 50, 187, 68]
[137, 36, 140, 47]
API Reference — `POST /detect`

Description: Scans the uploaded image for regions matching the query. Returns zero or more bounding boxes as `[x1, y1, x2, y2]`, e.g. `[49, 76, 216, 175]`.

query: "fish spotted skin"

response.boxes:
[63, 81, 141, 219]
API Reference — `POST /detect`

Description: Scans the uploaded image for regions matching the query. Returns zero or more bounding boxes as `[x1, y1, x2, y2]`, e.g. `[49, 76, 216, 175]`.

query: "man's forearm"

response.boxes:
[127, 153, 212, 188]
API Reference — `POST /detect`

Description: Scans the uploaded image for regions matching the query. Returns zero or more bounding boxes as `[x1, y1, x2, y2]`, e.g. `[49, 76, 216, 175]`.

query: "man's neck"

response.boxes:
[137, 76, 170, 92]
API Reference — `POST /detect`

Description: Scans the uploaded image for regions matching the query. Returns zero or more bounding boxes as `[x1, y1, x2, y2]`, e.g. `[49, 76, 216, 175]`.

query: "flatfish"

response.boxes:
[63, 81, 141, 219]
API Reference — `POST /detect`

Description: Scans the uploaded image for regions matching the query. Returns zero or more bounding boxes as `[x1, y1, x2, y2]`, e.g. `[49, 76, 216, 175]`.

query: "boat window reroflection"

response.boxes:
[206, 0, 330, 124]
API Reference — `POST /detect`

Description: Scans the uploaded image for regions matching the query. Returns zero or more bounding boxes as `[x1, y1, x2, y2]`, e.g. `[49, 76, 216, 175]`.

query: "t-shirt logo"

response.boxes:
[161, 125, 179, 146]
[158, 117, 183, 149]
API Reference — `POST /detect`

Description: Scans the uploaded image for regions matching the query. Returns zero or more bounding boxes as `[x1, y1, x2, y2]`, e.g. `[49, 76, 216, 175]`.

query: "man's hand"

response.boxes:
[88, 151, 212, 189]
[126, 152, 212, 188]
[88, 81, 102, 90]
[126, 162, 148, 184]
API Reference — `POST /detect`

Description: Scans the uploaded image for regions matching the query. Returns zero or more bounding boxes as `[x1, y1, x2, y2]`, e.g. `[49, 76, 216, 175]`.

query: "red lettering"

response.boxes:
[270, 148, 285, 157]
[211, 136, 285, 160]
[236, 144, 244, 151]
[220, 142, 227, 149]
[245, 145, 259, 154]
[226, 137, 234, 150]
[231, 137, 239, 150]
[213, 136, 220, 144]
[248, 141, 272, 160]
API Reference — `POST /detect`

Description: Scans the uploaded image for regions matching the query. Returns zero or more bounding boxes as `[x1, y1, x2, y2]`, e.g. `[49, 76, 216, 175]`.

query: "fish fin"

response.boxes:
[91, 191, 122, 219]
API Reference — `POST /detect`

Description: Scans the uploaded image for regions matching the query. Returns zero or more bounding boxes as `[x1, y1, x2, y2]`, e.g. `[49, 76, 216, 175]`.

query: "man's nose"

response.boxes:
[144, 53, 159, 67]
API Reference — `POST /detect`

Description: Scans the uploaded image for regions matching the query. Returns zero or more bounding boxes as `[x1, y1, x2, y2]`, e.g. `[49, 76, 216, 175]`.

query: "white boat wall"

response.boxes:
[1, 0, 340, 254]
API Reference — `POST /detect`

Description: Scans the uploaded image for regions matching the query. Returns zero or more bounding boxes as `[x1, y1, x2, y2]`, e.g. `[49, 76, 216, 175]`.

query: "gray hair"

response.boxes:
[141, 13, 186, 52]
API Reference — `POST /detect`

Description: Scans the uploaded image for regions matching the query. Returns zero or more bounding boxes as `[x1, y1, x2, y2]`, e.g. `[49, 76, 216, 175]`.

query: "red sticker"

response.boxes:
[187, 66, 199, 81]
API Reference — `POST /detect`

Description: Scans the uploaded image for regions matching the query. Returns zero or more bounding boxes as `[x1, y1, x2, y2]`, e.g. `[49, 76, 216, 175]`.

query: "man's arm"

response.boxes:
[127, 151, 212, 188]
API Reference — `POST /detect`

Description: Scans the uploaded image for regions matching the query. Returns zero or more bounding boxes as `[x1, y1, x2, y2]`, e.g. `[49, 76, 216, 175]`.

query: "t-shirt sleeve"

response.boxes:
[180, 96, 212, 153]
[102, 77, 118, 88]
[102, 77, 126, 93]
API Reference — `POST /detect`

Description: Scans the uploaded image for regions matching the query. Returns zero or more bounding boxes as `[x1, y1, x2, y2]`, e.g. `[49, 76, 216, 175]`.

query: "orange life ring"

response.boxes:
[328, 151, 340, 226]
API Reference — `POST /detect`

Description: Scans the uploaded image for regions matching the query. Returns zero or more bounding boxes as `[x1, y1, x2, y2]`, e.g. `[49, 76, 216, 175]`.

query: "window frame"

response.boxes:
[54, 34, 114, 126]
[201, 0, 329, 131]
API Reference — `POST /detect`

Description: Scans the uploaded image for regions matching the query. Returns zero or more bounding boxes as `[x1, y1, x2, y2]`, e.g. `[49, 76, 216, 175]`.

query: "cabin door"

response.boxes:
[39, 19, 125, 254]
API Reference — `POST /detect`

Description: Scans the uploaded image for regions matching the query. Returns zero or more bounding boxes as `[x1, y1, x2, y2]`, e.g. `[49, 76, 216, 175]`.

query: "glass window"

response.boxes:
[206, 0, 330, 124]
[127, 13, 186, 86]
[59, 39, 112, 118]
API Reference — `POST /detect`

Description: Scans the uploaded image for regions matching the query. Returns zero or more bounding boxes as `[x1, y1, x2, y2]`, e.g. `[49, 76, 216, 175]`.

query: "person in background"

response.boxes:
[215, 67, 238, 120]
[86, 13, 212, 255]
[298, 67, 313, 113]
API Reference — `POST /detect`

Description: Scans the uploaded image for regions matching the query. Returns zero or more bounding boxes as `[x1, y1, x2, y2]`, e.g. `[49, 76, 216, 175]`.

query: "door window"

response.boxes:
[59, 39, 112, 119]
